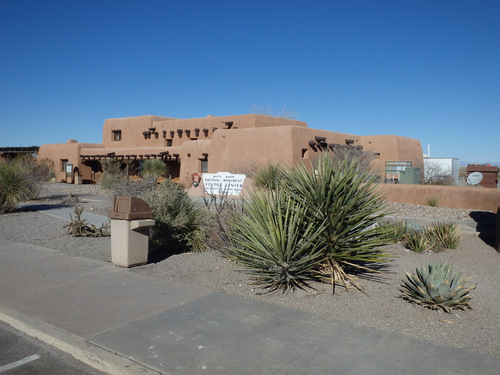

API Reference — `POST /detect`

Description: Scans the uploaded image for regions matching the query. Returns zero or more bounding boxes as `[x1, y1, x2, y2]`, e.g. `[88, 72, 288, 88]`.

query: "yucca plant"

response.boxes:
[225, 189, 327, 292]
[427, 221, 462, 250]
[279, 153, 393, 294]
[400, 263, 475, 312]
[403, 229, 433, 253]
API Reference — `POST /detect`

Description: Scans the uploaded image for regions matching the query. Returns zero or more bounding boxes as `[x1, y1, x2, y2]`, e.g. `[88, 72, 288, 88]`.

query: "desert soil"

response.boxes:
[1, 183, 499, 357]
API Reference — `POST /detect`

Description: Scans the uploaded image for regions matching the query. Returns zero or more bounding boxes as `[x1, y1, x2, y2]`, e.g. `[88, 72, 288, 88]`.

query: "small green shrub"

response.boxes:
[0, 162, 38, 213]
[141, 159, 168, 180]
[100, 159, 124, 190]
[140, 179, 210, 253]
[253, 162, 283, 191]
[427, 221, 462, 250]
[426, 196, 439, 207]
[403, 229, 433, 253]
[400, 263, 475, 313]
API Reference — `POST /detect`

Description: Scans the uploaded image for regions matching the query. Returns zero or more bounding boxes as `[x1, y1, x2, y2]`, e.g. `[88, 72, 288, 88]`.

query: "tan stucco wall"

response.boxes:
[379, 183, 500, 212]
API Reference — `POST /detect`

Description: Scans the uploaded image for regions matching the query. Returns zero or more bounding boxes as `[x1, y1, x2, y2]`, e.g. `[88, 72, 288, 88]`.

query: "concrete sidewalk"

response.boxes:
[1, 239, 499, 375]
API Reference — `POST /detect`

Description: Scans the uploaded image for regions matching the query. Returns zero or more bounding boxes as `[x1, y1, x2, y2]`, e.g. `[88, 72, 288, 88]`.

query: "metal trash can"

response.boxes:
[108, 196, 155, 267]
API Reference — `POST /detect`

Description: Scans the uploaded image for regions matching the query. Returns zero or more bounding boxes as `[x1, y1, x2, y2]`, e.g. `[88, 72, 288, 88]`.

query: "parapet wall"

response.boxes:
[378, 183, 500, 212]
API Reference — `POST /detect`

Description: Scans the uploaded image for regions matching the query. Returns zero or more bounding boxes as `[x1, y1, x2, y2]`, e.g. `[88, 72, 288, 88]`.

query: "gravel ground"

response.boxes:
[1, 183, 499, 357]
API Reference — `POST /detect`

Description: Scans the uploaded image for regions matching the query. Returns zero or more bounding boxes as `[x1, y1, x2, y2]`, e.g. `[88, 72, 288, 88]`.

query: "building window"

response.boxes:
[201, 160, 208, 173]
[112, 130, 122, 141]
[61, 159, 68, 172]
[385, 161, 412, 183]
[166, 139, 173, 147]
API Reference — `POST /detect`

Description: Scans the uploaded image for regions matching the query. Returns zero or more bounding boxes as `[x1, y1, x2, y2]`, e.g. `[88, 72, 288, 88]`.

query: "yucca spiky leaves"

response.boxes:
[225, 189, 327, 292]
[401, 263, 475, 313]
[427, 221, 462, 250]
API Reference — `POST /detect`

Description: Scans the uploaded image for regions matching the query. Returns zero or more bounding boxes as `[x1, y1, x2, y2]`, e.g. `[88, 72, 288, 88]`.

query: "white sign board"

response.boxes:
[467, 171, 483, 185]
[202, 172, 246, 196]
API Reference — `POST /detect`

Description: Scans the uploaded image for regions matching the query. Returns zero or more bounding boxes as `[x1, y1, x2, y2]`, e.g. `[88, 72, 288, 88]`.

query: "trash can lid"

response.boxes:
[108, 196, 153, 220]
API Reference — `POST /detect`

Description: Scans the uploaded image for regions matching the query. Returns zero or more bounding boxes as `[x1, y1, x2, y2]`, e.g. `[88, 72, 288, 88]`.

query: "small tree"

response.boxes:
[424, 160, 455, 185]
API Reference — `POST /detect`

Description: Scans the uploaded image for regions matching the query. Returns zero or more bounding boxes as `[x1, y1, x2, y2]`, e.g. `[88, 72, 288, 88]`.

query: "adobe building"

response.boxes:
[38, 114, 423, 186]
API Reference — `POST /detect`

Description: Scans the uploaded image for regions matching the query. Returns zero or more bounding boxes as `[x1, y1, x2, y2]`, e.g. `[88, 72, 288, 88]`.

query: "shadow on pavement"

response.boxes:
[469, 211, 497, 247]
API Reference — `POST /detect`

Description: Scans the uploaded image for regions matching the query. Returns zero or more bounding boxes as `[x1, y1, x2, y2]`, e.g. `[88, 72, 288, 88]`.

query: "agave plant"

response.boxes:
[400, 263, 475, 313]
[427, 221, 462, 250]
[225, 189, 327, 292]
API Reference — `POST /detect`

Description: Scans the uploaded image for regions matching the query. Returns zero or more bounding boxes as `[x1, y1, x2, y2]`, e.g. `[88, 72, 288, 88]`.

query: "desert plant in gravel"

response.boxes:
[140, 178, 210, 253]
[225, 189, 327, 292]
[403, 229, 433, 253]
[427, 221, 462, 250]
[280, 153, 394, 294]
[226, 153, 394, 294]
[64, 205, 110, 237]
[400, 263, 475, 313]
[0, 161, 38, 213]
[426, 196, 439, 207]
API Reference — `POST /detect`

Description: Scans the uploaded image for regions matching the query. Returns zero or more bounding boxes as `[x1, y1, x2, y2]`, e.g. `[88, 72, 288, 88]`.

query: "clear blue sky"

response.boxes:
[1, 0, 499, 163]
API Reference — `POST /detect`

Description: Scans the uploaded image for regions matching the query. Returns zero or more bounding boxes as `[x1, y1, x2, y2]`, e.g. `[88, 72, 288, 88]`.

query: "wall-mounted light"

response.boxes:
[203, 128, 209, 136]
[194, 128, 200, 136]
[224, 121, 233, 129]
[162, 130, 167, 138]
[170, 130, 175, 138]
[143, 131, 148, 139]
[154, 132, 159, 139]
[185, 129, 191, 137]
[177, 129, 183, 137]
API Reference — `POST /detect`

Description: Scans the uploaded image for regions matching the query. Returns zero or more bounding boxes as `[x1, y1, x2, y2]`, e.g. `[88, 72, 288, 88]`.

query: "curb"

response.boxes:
[0, 303, 163, 375]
